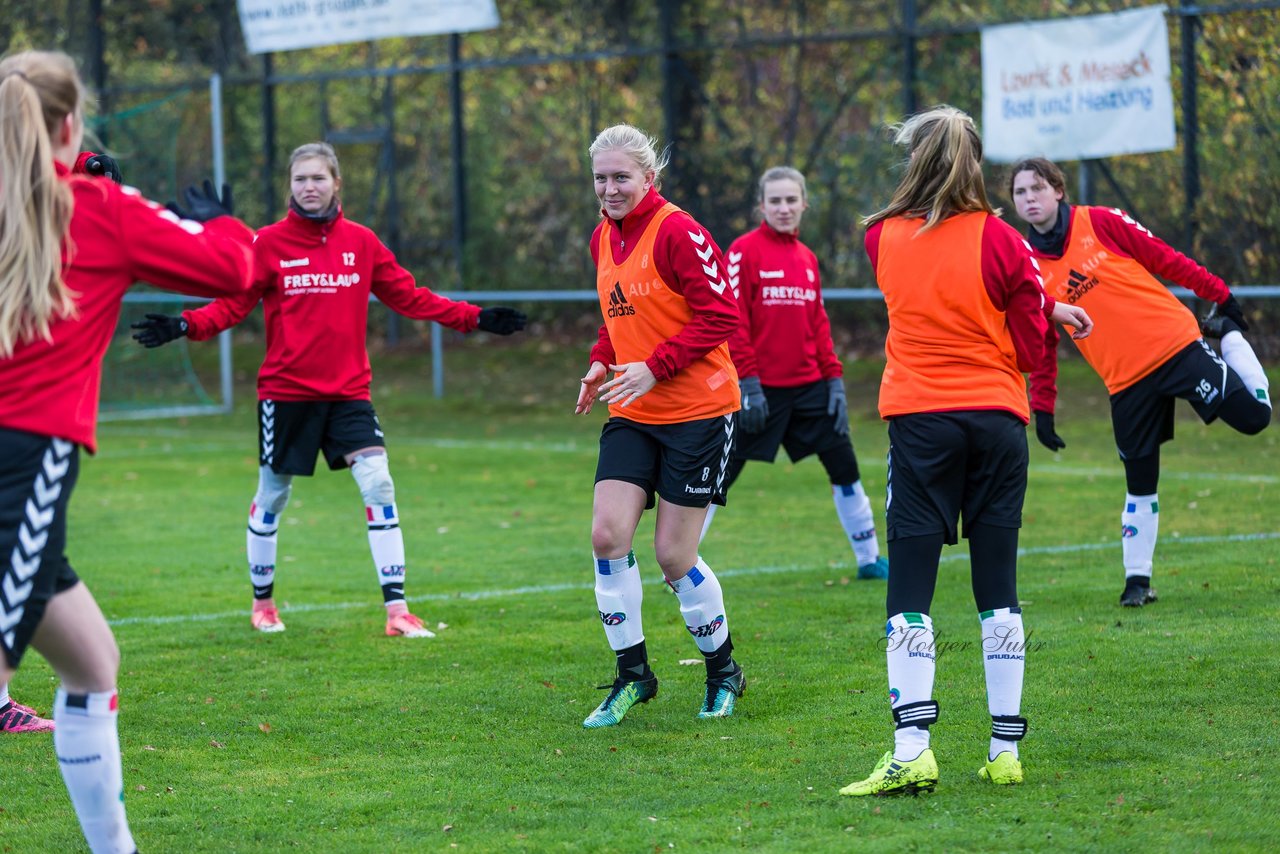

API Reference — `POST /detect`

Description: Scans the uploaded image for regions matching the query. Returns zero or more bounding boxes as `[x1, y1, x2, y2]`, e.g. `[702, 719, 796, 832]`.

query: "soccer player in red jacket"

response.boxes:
[1010, 157, 1271, 607]
[840, 106, 1091, 796]
[702, 166, 888, 579]
[574, 123, 746, 726]
[0, 148, 122, 738]
[0, 49, 255, 854]
[133, 142, 526, 639]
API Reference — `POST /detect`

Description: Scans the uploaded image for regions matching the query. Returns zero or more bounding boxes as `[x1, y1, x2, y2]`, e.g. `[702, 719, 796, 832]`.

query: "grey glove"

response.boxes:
[739, 376, 768, 433]
[826, 377, 849, 436]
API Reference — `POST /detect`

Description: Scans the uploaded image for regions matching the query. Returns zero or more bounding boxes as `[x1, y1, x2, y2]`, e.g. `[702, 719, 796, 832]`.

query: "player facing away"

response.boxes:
[1010, 157, 1272, 608]
[574, 124, 746, 726]
[0, 49, 255, 853]
[701, 166, 888, 579]
[0, 148, 122, 738]
[840, 106, 1093, 796]
[132, 142, 527, 638]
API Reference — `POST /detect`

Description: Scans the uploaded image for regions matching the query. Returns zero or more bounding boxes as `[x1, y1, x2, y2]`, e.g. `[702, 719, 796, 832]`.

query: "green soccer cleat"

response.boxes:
[697, 663, 746, 719]
[582, 673, 658, 728]
[839, 749, 939, 796]
[857, 556, 890, 580]
[978, 751, 1023, 785]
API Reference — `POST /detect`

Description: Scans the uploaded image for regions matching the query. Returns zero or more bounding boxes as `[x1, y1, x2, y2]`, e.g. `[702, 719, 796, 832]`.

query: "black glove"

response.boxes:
[83, 154, 122, 184]
[130, 313, 189, 348]
[826, 377, 849, 436]
[738, 376, 768, 433]
[1218, 294, 1249, 332]
[476, 306, 527, 335]
[1034, 410, 1066, 451]
[166, 180, 233, 223]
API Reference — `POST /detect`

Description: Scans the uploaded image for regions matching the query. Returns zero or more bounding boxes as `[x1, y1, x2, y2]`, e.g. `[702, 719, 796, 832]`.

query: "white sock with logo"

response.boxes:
[886, 612, 936, 761]
[246, 502, 279, 600]
[594, 552, 645, 652]
[833, 481, 880, 565]
[1121, 493, 1159, 580]
[365, 503, 407, 607]
[885, 614, 936, 763]
[670, 558, 729, 655]
[980, 607, 1026, 760]
[53, 688, 136, 854]
[1220, 330, 1272, 408]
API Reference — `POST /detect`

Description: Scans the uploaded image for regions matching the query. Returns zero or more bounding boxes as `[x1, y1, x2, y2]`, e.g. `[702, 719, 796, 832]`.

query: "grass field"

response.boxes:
[3, 336, 1278, 852]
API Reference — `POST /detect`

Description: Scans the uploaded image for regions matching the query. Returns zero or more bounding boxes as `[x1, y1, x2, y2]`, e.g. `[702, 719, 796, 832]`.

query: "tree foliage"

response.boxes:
[4, 0, 1279, 310]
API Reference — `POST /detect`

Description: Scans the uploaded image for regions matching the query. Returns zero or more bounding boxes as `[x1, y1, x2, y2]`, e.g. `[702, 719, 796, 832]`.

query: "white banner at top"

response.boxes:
[980, 5, 1175, 163]
[237, 0, 500, 55]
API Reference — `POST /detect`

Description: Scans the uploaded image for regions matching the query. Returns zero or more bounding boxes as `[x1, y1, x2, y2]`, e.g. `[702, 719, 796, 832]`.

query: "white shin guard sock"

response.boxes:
[886, 612, 936, 761]
[53, 688, 136, 854]
[1121, 493, 1159, 579]
[594, 552, 645, 653]
[980, 607, 1027, 760]
[1221, 330, 1272, 407]
[365, 504, 406, 606]
[670, 558, 729, 656]
[247, 503, 280, 599]
[833, 482, 880, 566]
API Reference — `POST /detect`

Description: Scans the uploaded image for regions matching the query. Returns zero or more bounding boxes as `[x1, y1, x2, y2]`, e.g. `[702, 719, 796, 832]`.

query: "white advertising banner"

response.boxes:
[980, 5, 1175, 163]
[238, 0, 499, 55]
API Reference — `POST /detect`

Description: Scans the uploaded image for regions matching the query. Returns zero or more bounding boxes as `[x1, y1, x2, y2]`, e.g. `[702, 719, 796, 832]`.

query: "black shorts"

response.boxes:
[1110, 338, 1244, 460]
[0, 428, 81, 669]
[885, 411, 1028, 545]
[260, 399, 386, 475]
[734, 379, 848, 463]
[595, 415, 735, 508]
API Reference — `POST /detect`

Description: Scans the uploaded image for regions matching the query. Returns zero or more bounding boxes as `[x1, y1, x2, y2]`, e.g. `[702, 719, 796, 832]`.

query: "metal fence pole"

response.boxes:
[1180, 0, 1201, 253]
[901, 0, 918, 115]
[211, 72, 234, 414]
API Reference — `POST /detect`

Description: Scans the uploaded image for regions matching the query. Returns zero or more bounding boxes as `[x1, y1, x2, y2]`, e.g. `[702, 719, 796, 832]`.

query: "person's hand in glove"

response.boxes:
[739, 376, 768, 433]
[1034, 410, 1066, 451]
[1218, 294, 1249, 332]
[826, 377, 849, 436]
[476, 306, 527, 335]
[130, 313, 188, 348]
[167, 180, 234, 222]
[82, 154, 122, 183]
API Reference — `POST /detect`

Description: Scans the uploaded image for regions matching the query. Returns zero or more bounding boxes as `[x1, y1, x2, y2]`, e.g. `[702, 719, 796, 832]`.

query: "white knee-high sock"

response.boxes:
[366, 503, 407, 607]
[698, 504, 718, 543]
[886, 612, 937, 761]
[1121, 493, 1159, 579]
[833, 482, 880, 565]
[1221, 330, 1272, 408]
[247, 502, 279, 600]
[670, 558, 730, 655]
[594, 552, 645, 654]
[0, 681, 9, 707]
[53, 688, 135, 854]
[981, 607, 1027, 760]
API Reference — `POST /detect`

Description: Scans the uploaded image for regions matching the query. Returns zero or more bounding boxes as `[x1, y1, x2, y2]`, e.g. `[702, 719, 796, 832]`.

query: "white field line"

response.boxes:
[93, 433, 1280, 483]
[107, 531, 1280, 628]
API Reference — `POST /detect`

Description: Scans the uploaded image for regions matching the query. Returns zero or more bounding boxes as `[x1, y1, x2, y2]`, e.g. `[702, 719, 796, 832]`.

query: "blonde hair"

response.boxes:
[287, 141, 341, 205]
[0, 50, 80, 358]
[589, 124, 670, 187]
[863, 105, 996, 232]
[758, 166, 807, 203]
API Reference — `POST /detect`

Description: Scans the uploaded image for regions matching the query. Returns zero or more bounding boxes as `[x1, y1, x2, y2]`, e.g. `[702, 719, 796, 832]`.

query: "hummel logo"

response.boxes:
[279, 258, 310, 268]
[607, 281, 635, 318]
[3, 438, 73, 649]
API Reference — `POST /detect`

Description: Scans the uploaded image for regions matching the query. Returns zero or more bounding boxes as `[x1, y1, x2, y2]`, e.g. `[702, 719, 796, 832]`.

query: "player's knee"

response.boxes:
[1236, 401, 1271, 435]
[351, 452, 395, 506]
[254, 466, 293, 515]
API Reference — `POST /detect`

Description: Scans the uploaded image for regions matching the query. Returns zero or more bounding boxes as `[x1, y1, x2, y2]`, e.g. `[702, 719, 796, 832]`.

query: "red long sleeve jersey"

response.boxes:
[587, 188, 739, 381]
[726, 222, 842, 387]
[865, 216, 1055, 374]
[184, 208, 480, 401]
[1027, 205, 1231, 413]
[0, 165, 254, 453]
